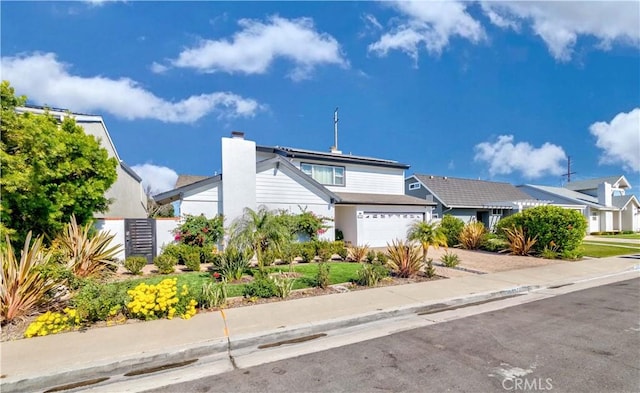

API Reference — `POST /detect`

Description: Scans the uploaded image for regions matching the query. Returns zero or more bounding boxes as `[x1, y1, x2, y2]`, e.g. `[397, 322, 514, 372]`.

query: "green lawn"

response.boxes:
[109, 262, 362, 297]
[584, 241, 640, 248]
[580, 243, 640, 258]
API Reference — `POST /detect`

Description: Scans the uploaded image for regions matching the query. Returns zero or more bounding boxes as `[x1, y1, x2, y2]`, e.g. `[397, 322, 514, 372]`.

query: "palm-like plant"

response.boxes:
[228, 206, 292, 270]
[386, 239, 423, 278]
[57, 215, 121, 278]
[1, 232, 60, 324]
[407, 220, 447, 264]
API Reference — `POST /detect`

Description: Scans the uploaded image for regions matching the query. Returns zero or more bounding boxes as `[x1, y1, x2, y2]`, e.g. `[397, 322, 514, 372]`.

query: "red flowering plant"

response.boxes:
[293, 210, 331, 240]
[173, 214, 224, 247]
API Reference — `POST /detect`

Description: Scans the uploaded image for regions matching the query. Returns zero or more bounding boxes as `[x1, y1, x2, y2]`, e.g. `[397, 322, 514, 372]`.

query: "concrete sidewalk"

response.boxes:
[2, 255, 639, 393]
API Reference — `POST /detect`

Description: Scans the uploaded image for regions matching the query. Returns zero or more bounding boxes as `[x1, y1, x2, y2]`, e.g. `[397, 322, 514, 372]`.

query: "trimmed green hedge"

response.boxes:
[496, 205, 587, 254]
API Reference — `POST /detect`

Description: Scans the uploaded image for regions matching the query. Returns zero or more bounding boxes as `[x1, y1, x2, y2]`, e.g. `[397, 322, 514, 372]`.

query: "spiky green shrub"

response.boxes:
[1, 233, 61, 324]
[459, 222, 486, 250]
[271, 275, 295, 298]
[386, 239, 423, 278]
[200, 280, 227, 309]
[57, 215, 120, 278]
[440, 215, 465, 247]
[124, 256, 147, 275]
[503, 226, 538, 256]
[496, 206, 587, 255]
[347, 244, 369, 262]
[440, 251, 460, 268]
[214, 246, 251, 281]
[356, 262, 389, 286]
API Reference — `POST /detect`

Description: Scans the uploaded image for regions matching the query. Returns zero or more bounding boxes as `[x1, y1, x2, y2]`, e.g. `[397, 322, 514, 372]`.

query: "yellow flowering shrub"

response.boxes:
[126, 278, 197, 320]
[24, 308, 81, 338]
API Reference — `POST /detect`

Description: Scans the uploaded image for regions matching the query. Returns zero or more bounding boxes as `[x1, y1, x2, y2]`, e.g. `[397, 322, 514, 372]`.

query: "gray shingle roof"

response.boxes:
[612, 195, 638, 209]
[564, 175, 629, 191]
[521, 184, 602, 207]
[335, 192, 434, 206]
[413, 175, 533, 208]
[175, 175, 210, 188]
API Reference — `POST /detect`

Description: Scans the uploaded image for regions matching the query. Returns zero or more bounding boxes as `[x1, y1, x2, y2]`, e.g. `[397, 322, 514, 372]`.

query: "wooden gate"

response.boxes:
[125, 219, 156, 264]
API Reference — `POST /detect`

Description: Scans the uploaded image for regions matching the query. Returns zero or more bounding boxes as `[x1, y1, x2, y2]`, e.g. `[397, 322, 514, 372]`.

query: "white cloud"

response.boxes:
[590, 108, 640, 173]
[150, 61, 169, 74]
[131, 163, 179, 195]
[482, 2, 640, 61]
[474, 135, 567, 179]
[1, 52, 262, 123]
[368, 1, 485, 62]
[167, 15, 348, 81]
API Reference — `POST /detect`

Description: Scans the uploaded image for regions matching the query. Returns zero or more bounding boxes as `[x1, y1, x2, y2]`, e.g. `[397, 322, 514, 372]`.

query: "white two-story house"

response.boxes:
[154, 132, 433, 247]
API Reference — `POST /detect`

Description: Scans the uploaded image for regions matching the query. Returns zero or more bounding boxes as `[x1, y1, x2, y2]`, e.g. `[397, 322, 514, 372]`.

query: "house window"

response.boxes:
[300, 163, 345, 186]
[492, 209, 503, 215]
[408, 182, 421, 190]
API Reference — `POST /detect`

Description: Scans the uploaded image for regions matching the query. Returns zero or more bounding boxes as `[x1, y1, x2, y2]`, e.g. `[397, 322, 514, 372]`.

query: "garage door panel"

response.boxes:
[359, 212, 424, 247]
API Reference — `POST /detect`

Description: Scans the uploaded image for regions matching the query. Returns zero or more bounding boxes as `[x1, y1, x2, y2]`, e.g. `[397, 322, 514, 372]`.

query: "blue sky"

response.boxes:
[2, 1, 639, 196]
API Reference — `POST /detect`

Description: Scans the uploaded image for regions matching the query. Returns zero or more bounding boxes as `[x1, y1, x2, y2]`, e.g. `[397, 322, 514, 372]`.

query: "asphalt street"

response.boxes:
[149, 278, 640, 393]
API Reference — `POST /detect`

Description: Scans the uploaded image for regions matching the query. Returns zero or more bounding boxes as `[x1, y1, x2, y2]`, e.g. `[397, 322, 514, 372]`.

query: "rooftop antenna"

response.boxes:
[562, 156, 577, 183]
[334, 107, 339, 150]
[331, 107, 341, 154]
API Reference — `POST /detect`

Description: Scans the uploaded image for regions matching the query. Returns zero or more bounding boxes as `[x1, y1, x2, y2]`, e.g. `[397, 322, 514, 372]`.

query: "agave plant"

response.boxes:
[503, 226, 538, 256]
[57, 216, 121, 278]
[347, 244, 370, 262]
[1, 232, 60, 324]
[385, 239, 423, 278]
[459, 221, 487, 250]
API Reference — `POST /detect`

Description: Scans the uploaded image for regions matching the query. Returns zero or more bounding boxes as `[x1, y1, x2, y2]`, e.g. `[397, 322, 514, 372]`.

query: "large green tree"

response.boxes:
[1, 81, 118, 245]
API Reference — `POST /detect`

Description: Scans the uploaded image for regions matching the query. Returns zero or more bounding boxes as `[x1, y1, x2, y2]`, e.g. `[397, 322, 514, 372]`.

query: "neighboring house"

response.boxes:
[154, 132, 433, 247]
[405, 174, 547, 229]
[519, 175, 640, 233]
[16, 106, 147, 218]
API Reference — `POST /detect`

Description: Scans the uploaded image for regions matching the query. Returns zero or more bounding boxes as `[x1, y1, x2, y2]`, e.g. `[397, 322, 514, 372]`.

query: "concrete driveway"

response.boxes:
[427, 246, 564, 275]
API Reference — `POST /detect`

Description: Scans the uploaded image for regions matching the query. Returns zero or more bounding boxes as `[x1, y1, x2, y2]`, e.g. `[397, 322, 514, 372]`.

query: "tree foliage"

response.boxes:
[407, 220, 447, 262]
[228, 206, 292, 270]
[1, 81, 118, 245]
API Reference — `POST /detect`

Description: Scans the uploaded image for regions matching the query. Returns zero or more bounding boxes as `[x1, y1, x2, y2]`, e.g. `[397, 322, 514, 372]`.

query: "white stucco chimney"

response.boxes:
[597, 182, 612, 207]
[222, 131, 256, 226]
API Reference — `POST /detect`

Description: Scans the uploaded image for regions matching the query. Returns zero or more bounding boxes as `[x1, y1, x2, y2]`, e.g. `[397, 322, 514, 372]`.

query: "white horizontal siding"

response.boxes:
[256, 167, 330, 206]
[180, 183, 220, 218]
[290, 160, 405, 195]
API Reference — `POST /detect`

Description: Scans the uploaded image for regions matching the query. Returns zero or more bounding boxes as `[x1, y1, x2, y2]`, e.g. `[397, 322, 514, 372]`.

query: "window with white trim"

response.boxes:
[408, 182, 421, 190]
[300, 163, 345, 186]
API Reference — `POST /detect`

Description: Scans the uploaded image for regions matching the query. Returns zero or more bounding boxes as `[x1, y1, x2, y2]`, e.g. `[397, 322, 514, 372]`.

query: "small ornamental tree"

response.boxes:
[496, 206, 587, 255]
[173, 214, 224, 247]
[1, 81, 118, 245]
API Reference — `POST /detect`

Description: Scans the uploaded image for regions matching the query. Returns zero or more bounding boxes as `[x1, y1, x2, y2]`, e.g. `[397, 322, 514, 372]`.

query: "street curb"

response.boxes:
[0, 339, 229, 393]
[227, 284, 540, 353]
[0, 285, 538, 393]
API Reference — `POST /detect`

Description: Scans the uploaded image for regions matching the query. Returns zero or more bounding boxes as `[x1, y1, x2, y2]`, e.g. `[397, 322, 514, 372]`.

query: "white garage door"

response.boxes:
[359, 212, 424, 247]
